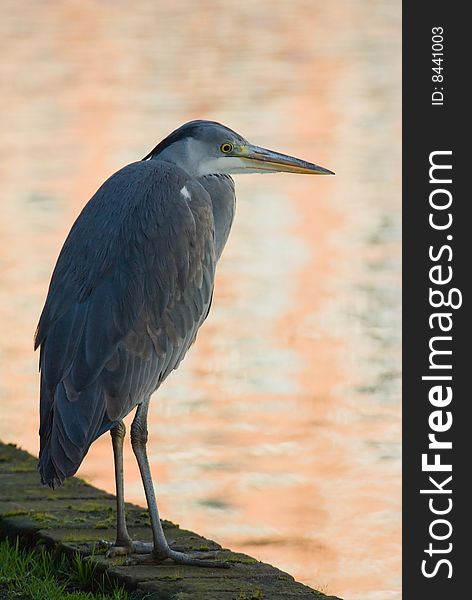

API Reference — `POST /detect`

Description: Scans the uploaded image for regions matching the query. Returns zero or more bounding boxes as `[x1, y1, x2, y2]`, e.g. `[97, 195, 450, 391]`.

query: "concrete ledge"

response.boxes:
[0, 441, 342, 600]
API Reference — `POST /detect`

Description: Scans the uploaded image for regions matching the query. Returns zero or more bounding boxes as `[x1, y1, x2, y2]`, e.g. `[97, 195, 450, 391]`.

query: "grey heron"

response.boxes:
[35, 120, 333, 566]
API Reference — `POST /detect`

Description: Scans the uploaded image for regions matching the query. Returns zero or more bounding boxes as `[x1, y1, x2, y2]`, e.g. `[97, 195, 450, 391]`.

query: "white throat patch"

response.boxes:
[196, 156, 248, 177]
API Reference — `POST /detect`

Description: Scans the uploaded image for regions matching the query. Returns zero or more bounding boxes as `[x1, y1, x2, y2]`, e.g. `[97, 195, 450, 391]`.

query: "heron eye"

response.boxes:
[220, 143, 233, 154]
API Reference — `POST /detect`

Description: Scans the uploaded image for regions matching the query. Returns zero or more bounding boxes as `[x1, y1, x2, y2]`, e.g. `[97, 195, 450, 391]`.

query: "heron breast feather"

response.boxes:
[180, 185, 191, 200]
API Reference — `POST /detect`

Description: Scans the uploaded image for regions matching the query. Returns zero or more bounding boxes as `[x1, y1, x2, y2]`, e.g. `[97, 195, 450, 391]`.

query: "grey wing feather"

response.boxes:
[37, 160, 216, 485]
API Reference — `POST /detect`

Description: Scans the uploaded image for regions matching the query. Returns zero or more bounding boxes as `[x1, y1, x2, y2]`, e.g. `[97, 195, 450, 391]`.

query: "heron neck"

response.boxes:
[198, 174, 236, 261]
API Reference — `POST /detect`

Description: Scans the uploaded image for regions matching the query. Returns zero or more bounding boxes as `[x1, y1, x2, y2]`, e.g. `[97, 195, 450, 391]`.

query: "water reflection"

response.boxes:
[0, 2, 400, 599]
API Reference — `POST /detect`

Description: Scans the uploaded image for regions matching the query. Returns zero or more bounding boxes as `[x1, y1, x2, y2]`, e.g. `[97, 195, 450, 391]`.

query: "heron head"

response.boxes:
[144, 120, 334, 178]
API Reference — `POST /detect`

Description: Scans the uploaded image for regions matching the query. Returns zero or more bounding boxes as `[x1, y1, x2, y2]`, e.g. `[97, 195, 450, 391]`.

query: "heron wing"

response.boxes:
[36, 160, 216, 420]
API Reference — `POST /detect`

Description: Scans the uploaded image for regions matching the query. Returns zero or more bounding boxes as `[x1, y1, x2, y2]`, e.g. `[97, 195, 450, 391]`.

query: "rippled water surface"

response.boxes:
[0, 2, 401, 599]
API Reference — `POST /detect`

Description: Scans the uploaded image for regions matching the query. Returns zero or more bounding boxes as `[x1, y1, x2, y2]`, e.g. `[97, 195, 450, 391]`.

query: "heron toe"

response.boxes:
[106, 540, 154, 557]
[125, 547, 230, 568]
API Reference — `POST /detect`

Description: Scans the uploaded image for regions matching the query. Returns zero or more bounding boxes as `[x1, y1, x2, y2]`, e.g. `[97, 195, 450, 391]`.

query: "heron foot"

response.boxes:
[105, 540, 154, 557]
[125, 547, 230, 568]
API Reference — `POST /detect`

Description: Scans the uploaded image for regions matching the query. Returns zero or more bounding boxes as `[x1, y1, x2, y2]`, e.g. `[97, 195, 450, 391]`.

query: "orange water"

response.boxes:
[0, 2, 400, 598]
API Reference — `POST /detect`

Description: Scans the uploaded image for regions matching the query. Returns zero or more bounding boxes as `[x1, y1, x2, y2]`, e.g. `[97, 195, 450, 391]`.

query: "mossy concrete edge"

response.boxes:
[0, 441, 342, 600]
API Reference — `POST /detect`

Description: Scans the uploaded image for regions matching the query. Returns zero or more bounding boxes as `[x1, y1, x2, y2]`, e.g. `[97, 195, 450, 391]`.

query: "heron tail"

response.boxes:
[38, 379, 114, 488]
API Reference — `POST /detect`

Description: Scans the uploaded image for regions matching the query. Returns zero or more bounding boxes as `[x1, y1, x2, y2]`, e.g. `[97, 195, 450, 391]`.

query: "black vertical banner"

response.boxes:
[403, 3, 469, 599]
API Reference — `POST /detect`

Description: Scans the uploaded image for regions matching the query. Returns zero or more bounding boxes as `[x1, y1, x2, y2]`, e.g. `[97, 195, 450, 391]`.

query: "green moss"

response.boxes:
[238, 591, 264, 600]
[161, 518, 179, 529]
[60, 531, 109, 543]
[137, 511, 151, 526]
[32, 511, 60, 525]
[93, 512, 114, 530]
[3, 509, 59, 526]
[9, 458, 37, 472]
[3, 509, 31, 517]
[63, 501, 114, 514]
[157, 575, 183, 581]
[81, 502, 112, 513]
[222, 552, 258, 565]
[74, 516, 88, 523]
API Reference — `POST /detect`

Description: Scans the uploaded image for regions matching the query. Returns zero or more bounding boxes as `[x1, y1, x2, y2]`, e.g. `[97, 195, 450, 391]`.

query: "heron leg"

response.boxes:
[107, 420, 153, 556]
[129, 398, 227, 568]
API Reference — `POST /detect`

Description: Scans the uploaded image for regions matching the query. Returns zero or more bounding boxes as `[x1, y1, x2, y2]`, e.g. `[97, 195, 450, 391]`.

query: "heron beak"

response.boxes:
[236, 144, 334, 175]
